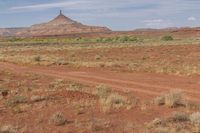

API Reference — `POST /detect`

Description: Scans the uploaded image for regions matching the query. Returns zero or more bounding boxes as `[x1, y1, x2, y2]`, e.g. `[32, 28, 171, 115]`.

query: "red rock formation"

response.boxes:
[0, 11, 111, 37]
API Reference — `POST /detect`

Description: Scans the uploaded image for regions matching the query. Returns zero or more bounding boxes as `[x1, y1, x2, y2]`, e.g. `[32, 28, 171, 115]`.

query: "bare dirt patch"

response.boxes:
[1, 66, 199, 132]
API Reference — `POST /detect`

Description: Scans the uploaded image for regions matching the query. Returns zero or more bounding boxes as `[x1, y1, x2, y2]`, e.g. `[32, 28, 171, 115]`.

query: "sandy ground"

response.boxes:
[0, 62, 199, 103]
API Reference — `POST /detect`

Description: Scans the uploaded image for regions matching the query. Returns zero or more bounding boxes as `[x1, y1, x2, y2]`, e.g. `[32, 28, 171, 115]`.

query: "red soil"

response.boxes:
[0, 62, 199, 132]
[0, 62, 199, 103]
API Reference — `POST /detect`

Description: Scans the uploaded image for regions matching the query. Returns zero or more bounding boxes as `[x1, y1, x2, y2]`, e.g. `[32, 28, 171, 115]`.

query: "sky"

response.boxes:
[1, 0, 200, 30]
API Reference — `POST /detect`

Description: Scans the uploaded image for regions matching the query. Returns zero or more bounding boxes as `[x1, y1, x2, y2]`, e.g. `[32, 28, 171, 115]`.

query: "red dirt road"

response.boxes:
[0, 62, 200, 103]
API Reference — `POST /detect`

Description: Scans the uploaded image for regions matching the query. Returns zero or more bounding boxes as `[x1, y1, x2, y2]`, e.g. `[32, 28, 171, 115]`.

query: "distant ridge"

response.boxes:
[0, 10, 111, 37]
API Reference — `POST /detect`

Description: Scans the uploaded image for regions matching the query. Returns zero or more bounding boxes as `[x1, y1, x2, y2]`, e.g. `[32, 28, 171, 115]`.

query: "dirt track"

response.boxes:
[0, 62, 199, 103]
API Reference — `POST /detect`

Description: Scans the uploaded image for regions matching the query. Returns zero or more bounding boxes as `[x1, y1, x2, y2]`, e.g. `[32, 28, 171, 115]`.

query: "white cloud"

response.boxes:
[143, 19, 164, 27]
[5, 0, 200, 30]
[143, 19, 163, 23]
[10, 1, 87, 10]
[142, 19, 173, 28]
[188, 16, 196, 21]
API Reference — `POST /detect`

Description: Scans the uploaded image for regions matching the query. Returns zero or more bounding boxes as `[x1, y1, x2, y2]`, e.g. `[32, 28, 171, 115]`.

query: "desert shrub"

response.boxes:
[154, 96, 165, 106]
[99, 92, 137, 113]
[161, 35, 174, 41]
[8, 37, 23, 42]
[96, 37, 104, 43]
[0, 88, 9, 97]
[49, 112, 66, 126]
[129, 37, 140, 42]
[49, 79, 64, 90]
[68, 83, 83, 92]
[74, 105, 85, 115]
[89, 118, 111, 131]
[170, 112, 189, 122]
[122, 122, 136, 133]
[30, 95, 46, 102]
[12, 106, 23, 114]
[78, 38, 87, 43]
[0, 88, 8, 93]
[95, 55, 101, 60]
[147, 118, 163, 128]
[186, 103, 200, 110]
[118, 36, 141, 43]
[33, 56, 41, 62]
[1, 125, 17, 133]
[101, 93, 127, 108]
[95, 36, 141, 43]
[190, 112, 200, 126]
[96, 85, 137, 112]
[3, 36, 144, 44]
[119, 36, 130, 43]
[164, 90, 186, 108]
[112, 36, 120, 42]
[154, 127, 170, 133]
[95, 84, 112, 98]
[6, 95, 28, 107]
[103, 38, 113, 43]
[154, 90, 186, 108]
[75, 37, 82, 41]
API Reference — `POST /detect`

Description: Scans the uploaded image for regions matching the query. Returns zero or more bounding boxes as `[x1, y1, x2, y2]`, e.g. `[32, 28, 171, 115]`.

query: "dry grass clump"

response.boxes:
[95, 55, 101, 60]
[5, 95, 28, 107]
[186, 102, 200, 110]
[100, 93, 127, 110]
[0, 88, 9, 97]
[154, 96, 165, 106]
[49, 112, 66, 126]
[161, 35, 174, 41]
[0, 125, 17, 133]
[74, 105, 85, 115]
[12, 106, 23, 114]
[183, 112, 200, 132]
[170, 112, 189, 122]
[89, 118, 111, 132]
[153, 127, 170, 133]
[121, 122, 135, 133]
[96, 85, 137, 112]
[49, 79, 65, 90]
[189, 112, 200, 126]
[145, 111, 200, 133]
[33, 55, 41, 62]
[154, 90, 187, 108]
[30, 95, 46, 102]
[67, 83, 83, 92]
[95, 84, 112, 98]
[146, 118, 163, 129]
[164, 90, 186, 107]
[75, 118, 111, 132]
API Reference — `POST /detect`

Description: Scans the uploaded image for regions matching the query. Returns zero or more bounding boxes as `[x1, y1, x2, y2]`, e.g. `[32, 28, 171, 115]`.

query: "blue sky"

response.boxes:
[1, 0, 200, 30]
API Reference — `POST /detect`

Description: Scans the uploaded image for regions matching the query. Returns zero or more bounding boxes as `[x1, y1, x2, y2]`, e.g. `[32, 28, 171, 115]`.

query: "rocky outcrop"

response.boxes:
[0, 11, 111, 37]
